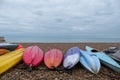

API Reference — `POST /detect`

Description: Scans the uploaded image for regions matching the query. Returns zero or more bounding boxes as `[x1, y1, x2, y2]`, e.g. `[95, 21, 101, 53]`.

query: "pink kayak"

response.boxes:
[23, 46, 44, 70]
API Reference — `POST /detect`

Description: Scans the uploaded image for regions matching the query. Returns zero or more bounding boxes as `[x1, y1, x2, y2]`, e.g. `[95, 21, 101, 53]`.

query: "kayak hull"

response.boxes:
[0, 49, 24, 74]
[44, 49, 63, 69]
[94, 52, 120, 73]
[0, 49, 10, 55]
[0, 43, 19, 51]
[86, 46, 120, 73]
[63, 47, 80, 69]
[23, 46, 44, 67]
[80, 50, 100, 74]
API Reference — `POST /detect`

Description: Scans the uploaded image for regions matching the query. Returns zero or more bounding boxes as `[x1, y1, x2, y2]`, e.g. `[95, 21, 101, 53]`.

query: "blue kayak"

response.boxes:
[80, 50, 100, 74]
[86, 46, 120, 73]
[63, 47, 80, 69]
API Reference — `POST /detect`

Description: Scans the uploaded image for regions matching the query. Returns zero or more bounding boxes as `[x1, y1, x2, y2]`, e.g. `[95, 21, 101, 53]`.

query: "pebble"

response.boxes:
[0, 43, 120, 80]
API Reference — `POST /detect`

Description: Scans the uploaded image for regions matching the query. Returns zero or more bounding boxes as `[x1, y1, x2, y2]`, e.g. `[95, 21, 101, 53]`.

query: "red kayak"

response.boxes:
[23, 46, 44, 70]
[44, 49, 63, 69]
[16, 45, 23, 50]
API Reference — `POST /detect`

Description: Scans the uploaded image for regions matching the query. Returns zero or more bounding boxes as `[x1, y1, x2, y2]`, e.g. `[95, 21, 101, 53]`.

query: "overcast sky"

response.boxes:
[0, 0, 120, 42]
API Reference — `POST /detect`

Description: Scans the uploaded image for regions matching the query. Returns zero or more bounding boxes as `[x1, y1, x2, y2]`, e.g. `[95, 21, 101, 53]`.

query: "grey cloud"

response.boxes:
[0, 0, 120, 42]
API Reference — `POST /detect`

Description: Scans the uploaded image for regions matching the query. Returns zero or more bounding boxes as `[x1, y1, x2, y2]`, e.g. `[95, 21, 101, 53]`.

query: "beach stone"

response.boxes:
[54, 78, 59, 80]
[0, 43, 120, 80]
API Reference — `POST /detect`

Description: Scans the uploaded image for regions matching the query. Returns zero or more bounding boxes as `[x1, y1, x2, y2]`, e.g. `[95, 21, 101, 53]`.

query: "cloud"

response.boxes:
[0, 0, 120, 42]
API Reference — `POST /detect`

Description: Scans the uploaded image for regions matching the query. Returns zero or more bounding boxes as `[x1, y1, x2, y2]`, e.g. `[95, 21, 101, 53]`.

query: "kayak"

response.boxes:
[16, 45, 23, 50]
[44, 49, 63, 69]
[0, 43, 19, 51]
[23, 46, 44, 70]
[80, 50, 100, 74]
[63, 47, 80, 69]
[104, 47, 120, 63]
[86, 46, 120, 73]
[0, 49, 10, 55]
[108, 50, 120, 63]
[0, 48, 24, 74]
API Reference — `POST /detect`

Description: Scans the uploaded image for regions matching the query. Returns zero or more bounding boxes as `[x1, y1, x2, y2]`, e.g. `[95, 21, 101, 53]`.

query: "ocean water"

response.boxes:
[6, 37, 120, 43]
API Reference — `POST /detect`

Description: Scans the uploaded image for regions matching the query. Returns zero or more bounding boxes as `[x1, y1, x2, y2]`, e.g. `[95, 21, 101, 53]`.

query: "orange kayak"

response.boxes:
[44, 49, 63, 69]
[0, 49, 10, 55]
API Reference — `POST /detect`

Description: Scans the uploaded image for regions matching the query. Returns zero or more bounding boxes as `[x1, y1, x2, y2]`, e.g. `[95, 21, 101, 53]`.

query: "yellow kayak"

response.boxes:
[0, 48, 24, 74]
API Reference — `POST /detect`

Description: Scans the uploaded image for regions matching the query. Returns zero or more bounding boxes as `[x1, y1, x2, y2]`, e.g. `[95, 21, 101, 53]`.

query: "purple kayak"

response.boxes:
[63, 47, 81, 69]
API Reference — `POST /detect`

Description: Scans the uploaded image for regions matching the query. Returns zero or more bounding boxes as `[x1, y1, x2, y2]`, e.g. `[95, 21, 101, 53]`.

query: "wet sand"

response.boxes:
[0, 43, 120, 80]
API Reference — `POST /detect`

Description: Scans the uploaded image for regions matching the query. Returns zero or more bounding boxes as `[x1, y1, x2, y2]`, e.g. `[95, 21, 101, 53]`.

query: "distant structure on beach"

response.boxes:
[0, 37, 5, 42]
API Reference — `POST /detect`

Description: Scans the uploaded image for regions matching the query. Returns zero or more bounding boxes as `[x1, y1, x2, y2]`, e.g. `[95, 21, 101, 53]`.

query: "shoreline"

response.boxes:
[15, 42, 120, 50]
[11, 41, 120, 43]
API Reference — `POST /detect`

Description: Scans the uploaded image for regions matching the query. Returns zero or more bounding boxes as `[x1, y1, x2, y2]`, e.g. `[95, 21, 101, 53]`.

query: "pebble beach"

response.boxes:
[0, 43, 120, 80]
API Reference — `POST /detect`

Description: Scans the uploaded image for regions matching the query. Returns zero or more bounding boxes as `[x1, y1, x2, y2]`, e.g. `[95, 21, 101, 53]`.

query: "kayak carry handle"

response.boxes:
[27, 64, 32, 72]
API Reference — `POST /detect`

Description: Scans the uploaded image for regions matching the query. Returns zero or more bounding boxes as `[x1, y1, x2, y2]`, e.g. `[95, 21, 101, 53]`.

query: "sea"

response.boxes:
[6, 37, 120, 43]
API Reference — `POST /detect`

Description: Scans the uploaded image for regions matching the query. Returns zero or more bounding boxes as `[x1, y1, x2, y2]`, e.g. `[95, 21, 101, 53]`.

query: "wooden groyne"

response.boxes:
[0, 37, 5, 42]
